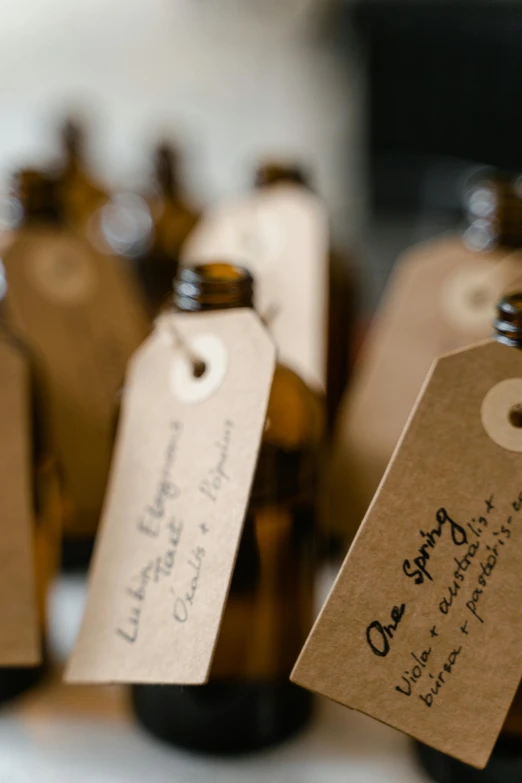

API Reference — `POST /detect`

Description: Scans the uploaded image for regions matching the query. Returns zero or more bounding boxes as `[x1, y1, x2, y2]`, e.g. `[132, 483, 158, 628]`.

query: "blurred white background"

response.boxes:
[0, 0, 365, 247]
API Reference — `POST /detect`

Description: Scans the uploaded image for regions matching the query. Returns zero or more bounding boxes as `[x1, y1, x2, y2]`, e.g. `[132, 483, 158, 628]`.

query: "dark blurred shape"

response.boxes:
[133, 140, 200, 314]
[154, 142, 178, 196]
[56, 115, 109, 232]
[61, 117, 85, 166]
[354, 1, 522, 213]
[415, 737, 522, 783]
[11, 168, 62, 225]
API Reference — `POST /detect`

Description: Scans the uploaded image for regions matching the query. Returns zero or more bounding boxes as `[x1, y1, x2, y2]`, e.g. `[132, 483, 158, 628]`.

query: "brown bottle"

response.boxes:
[6, 170, 125, 570]
[254, 161, 356, 434]
[415, 293, 522, 783]
[135, 143, 199, 314]
[57, 117, 108, 233]
[0, 267, 60, 701]
[131, 262, 323, 753]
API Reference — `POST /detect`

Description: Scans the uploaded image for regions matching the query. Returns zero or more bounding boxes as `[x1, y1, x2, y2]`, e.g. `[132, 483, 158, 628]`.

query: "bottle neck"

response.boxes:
[174, 263, 254, 312]
[155, 145, 179, 199]
[62, 120, 85, 172]
[465, 176, 522, 251]
[494, 293, 522, 348]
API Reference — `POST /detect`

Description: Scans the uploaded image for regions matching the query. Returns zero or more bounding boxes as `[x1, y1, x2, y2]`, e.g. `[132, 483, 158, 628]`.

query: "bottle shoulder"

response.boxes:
[3, 223, 79, 254]
[153, 198, 199, 256]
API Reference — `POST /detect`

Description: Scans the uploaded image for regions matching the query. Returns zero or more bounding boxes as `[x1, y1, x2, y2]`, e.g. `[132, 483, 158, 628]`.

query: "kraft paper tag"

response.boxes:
[67, 308, 275, 684]
[331, 236, 522, 541]
[3, 228, 149, 534]
[0, 338, 40, 664]
[182, 184, 328, 391]
[293, 339, 522, 769]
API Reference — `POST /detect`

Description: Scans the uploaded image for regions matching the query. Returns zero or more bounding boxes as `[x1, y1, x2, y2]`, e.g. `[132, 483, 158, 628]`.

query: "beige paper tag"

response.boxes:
[182, 184, 328, 391]
[67, 308, 275, 684]
[331, 236, 522, 540]
[3, 228, 149, 535]
[293, 339, 522, 769]
[0, 338, 40, 664]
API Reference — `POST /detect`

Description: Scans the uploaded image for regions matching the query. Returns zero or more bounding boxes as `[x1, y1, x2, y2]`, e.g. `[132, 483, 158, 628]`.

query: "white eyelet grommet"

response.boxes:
[481, 377, 522, 452]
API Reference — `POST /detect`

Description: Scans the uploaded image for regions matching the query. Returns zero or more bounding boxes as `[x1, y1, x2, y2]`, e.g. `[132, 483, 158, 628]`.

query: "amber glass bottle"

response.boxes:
[131, 262, 323, 753]
[0, 269, 60, 701]
[8, 170, 99, 570]
[415, 294, 522, 782]
[254, 162, 355, 434]
[135, 143, 199, 314]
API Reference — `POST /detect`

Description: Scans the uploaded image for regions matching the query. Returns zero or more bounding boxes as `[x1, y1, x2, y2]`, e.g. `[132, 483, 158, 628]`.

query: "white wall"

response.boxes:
[0, 0, 364, 243]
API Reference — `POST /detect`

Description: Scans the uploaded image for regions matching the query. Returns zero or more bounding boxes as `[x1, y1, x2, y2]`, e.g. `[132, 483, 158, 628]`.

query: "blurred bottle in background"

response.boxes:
[255, 161, 357, 434]
[96, 142, 199, 315]
[132, 262, 323, 753]
[0, 265, 60, 701]
[4, 168, 149, 570]
[135, 142, 199, 313]
[330, 172, 522, 552]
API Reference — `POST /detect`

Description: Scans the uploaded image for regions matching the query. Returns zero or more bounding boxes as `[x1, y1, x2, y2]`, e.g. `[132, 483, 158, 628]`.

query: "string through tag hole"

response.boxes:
[508, 403, 522, 428]
[261, 302, 280, 330]
[170, 331, 228, 404]
[168, 320, 207, 379]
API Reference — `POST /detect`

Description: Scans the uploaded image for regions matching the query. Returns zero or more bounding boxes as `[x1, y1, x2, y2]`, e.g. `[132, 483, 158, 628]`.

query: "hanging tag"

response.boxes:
[0, 339, 39, 664]
[66, 308, 275, 684]
[331, 236, 522, 541]
[182, 185, 328, 391]
[3, 228, 149, 535]
[293, 339, 522, 769]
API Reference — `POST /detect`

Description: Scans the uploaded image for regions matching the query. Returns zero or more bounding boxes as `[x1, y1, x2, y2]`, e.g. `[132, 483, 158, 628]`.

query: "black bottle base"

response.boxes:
[0, 663, 45, 705]
[61, 536, 95, 571]
[415, 737, 522, 783]
[131, 680, 313, 754]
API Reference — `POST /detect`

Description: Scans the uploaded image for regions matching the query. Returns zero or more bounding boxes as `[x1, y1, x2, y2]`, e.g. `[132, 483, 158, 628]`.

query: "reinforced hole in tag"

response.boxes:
[171, 334, 228, 404]
[508, 404, 522, 428]
[481, 378, 522, 452]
